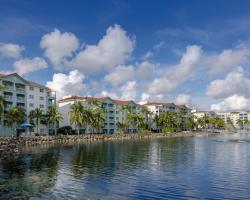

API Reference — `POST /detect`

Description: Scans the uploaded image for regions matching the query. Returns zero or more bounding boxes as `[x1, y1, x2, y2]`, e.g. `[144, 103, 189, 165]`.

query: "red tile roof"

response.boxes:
[142, 102, 175, 106]
[59, 96, 110, 103]
[112, 100, 133, 105]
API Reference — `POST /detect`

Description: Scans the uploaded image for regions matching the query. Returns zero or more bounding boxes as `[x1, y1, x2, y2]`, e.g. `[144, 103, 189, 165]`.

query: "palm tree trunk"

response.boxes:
[77, 124, 80, 136]
[37, 118, 39, 135]
[54, 123, 57, 135]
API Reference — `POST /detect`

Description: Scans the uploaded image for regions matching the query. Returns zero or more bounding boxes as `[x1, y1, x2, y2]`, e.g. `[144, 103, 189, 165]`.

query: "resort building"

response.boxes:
[217, 111, 250, 128]
[58, 96, 141, 134]
[140, 102, 177, 117]
[191, 109, 216, 120]
[0, 73, 56, 136]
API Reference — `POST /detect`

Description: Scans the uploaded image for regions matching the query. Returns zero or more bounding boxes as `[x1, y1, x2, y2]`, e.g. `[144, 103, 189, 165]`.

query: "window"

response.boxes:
[29, 95, 34, 99]
[40, 88, 44, 93]
[40, 104, 44, 108]
[40, 96, 44, 100]
[29, 103, 34, 107]
[29, 86, 34, 91]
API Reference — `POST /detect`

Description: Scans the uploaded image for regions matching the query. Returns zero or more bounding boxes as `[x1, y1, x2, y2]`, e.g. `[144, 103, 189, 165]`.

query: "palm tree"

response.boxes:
[159, 111, 177, 130]
[186, 115, 196, 130]
[69, 101, 85, 136]
[5, 107, 26, 136]
[88, 106, 106, 134]
[29, 108, 44, 135]
[47, 105, 63, 135]
[140, 108, 153, 131]
[116, 121, 126, 133]
[236, 119, 244, 129]
[153, 115, 161, 132]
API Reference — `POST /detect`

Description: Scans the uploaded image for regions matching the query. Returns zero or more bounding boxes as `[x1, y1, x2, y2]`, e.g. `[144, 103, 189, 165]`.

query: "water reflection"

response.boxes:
[0, 147, 60, 199]
[0, 134, 250, 199]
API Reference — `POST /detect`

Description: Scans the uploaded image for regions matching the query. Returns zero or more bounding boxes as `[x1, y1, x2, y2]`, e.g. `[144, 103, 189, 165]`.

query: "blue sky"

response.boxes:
[0, 0, 250, 111]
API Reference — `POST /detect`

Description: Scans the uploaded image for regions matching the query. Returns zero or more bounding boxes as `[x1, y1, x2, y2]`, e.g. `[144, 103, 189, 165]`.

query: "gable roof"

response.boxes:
[0, 72, 52, 91]
[113, 99, 135, 105]
[142, 102, 176, 106]
[59, 96, 110, 103]
[27, 81, 51, 90]
[0, 73, 27, 83]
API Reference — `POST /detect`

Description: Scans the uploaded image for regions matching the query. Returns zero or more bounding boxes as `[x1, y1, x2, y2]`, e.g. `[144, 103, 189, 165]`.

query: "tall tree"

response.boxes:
[86, 100, 106, 133]
[47, 105, 63, 135]
[6, 107, 26, 136]
[140, 107, 153, 131]
[69, 101, 85, 136]
[236, 119, 244, 129]
[29, 108, 44, 135]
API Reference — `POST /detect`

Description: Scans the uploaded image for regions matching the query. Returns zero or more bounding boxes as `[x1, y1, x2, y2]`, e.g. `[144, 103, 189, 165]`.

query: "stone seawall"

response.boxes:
[0, 131, 224, 160]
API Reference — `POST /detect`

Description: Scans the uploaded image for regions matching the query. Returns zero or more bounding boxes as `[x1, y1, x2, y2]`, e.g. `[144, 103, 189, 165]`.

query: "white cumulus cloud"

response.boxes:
[0, 43, 24, 59]
[13, 57, 48, 76]
[208, 48, 250, 74]
[175, 94, 192, 106]
[46, 70, 87, 100]
[67, 24, 135, 73]
[120, 81, 137, 100]
[104, 64, 135, 86]
[211, 95, 250, 111]
[147, 45, 202, 97]
[40, 29, 79, 66]
[206, 66, 250, 99]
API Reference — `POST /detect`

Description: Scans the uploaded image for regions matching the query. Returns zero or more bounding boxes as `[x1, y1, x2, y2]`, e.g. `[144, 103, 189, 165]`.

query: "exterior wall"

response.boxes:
[58, 97, 139, 134]
[0, 74, 55, 136]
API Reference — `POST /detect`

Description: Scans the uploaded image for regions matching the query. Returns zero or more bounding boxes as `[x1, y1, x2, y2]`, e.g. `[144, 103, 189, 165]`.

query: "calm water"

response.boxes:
[1, 133, 250, 200]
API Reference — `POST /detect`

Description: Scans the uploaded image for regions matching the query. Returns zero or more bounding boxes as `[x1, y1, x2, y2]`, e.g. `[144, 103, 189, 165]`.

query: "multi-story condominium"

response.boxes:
[217, 111, 250, 128]
[216, 112, 231, 123]
[191, 109, 216, 120]
[58, 96, 140, 134]
[141, 102, 177, 117]
[0, 73, 55, 136]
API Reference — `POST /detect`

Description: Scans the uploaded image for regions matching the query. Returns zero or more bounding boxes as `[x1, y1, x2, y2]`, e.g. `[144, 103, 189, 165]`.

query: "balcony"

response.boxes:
[4, 95, 12, 101]
[17, 97, 25, 103]
[17, 104, 25, 110]
[4, 86, 14, 91]
[4, 104, 12, 110]
[16, 88, 25, 93]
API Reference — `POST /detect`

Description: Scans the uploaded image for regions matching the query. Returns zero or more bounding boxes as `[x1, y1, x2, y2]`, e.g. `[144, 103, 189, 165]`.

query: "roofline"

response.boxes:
[0, 72, 52, 91]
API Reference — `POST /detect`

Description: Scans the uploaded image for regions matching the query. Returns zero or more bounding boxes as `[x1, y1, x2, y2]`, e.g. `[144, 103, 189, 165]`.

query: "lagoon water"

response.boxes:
[1, 133, 250, 199]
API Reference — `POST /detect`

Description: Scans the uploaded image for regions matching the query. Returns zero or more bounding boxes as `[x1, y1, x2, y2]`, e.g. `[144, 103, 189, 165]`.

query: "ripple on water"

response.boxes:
[1, 135, 250, 199]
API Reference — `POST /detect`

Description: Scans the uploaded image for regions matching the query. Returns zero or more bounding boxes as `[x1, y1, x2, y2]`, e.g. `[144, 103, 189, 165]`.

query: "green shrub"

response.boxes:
[162, 127, 175, 133]
[57, 126, 77, 135]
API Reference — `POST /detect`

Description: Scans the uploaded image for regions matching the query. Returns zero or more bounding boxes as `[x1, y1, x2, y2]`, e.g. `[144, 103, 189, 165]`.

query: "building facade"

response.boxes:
[58, 96, 140, 134]
[217, 111, 250, 128]
[0, 73, 55, 136]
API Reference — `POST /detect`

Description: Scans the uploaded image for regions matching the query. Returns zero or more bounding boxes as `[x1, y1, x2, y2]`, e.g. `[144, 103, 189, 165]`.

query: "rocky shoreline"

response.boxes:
[0, 131, 225, 161]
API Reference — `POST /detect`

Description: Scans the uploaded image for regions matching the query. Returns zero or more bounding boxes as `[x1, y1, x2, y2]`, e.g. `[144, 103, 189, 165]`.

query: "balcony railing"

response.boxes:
[16, 88, 25, 93]
[4, 105, 12, 110]
[17, 97, 25, 102]
[4, 95, 12, 101]
[4, 86, 14, 91]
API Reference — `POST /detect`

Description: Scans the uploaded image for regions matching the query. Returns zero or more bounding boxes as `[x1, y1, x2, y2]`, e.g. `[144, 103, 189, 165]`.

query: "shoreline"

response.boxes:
[1, 130, 226, 145]
[0, 131, 226, 160]
[0, 130, 229, 161]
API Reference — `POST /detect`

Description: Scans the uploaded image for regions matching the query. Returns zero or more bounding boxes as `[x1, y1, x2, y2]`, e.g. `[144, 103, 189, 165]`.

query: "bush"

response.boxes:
[57, 126, 77, 135]
[162, 127, 175, 133]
